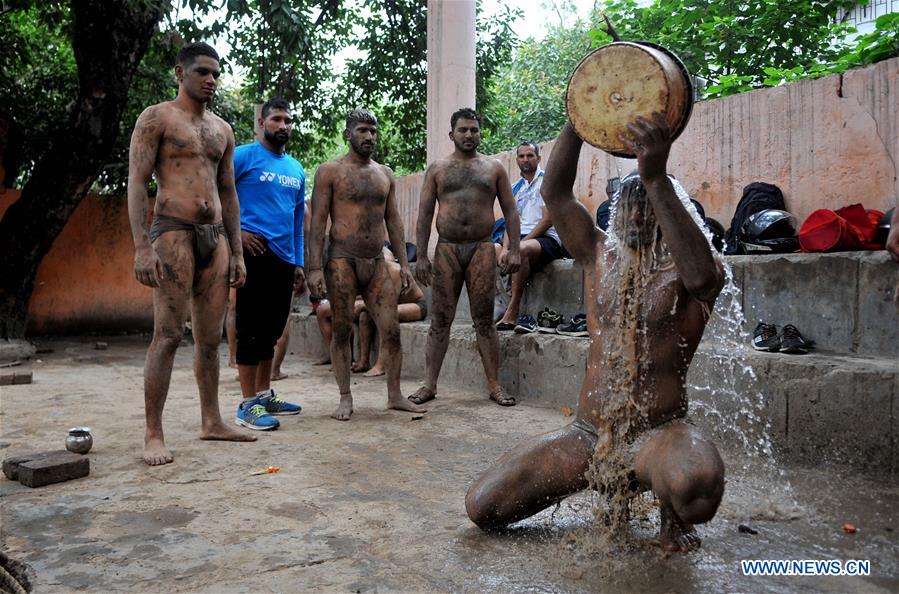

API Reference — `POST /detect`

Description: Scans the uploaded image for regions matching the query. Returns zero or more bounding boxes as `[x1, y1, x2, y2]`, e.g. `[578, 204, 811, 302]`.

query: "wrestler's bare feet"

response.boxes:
[200, 422, 258, 442]
[407, 386, 435, 405]
[143, 435, 174, 466]
[389, 392, 427, 413]
[489, 386, 516, 406]
[659, 504, 701, 552]
[271, 370, 288, 381]
[332, 392, 354, 421]
[351, 360, 370, 374]
[313, 356, 331, 366]
[363, 363, 385, 377]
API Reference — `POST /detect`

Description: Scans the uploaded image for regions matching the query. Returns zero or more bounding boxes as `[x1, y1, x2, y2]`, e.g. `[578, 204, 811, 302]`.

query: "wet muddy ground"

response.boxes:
[1, 337, 896, 592]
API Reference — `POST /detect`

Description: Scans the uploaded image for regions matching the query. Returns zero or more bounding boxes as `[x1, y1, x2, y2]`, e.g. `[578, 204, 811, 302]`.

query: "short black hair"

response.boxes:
[262, 97, 290, 119]
[451, 108, 480, 130]
[517, 141, 539, 157]
[177, 42, 219, 66]
[345, 108, 377, 130]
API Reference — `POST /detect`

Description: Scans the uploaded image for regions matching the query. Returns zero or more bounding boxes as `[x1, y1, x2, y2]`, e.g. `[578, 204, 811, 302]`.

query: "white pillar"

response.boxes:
[426, 0, 477, 164]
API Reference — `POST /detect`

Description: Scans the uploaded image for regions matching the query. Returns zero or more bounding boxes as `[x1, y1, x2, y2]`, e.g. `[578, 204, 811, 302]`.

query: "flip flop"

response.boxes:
[489, 387, 516, 407]
[495, 321, 515, 331]
[408, 386, 436, 405]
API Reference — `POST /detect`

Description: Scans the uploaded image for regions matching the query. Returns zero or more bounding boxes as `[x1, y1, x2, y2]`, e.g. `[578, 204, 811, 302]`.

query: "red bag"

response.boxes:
[799, 204, 885, 252]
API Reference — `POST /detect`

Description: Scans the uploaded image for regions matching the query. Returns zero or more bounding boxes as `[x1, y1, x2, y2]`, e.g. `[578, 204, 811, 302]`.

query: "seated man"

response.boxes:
[495, 141, 569, 331]
[355, 245, 428, 377]
[466, 113, 725, 552]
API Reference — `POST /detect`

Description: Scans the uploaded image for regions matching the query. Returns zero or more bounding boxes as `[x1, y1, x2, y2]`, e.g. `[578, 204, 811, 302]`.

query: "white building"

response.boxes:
[837, 1, 898, 36]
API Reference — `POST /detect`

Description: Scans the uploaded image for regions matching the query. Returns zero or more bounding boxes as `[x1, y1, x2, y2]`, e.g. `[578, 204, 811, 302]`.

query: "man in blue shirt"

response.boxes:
[233, 98, 306, 430]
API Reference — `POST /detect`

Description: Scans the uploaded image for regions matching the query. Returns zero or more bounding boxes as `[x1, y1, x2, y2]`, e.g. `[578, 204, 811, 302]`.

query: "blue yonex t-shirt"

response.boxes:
[233, 141, 306, 266]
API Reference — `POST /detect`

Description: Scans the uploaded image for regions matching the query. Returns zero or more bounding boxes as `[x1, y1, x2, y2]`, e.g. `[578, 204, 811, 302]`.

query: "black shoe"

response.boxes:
[514, 314, 537, 334]
[556, 313, 588, 337]
[536, 307, 563, 333]
[779, 324, 810, 354]
[751, 322, 780, 352]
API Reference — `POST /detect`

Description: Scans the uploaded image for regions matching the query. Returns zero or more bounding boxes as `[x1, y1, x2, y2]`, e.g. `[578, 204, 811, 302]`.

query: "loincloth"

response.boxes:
[436, 235, 494, 269]
[327, 240, 384, 287]
[150, 213, 224, 267]
[573, 410, 692, 469]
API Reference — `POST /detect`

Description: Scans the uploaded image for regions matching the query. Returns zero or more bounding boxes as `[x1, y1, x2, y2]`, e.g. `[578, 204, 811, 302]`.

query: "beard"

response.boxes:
[264, 129, 289, 148]
[350, 137, 374, 156]
[454, 138, 478, 153]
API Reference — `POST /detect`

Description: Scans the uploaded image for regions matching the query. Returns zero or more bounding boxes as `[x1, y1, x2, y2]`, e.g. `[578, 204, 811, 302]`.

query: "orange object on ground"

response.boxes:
[842, 523, 857, 534]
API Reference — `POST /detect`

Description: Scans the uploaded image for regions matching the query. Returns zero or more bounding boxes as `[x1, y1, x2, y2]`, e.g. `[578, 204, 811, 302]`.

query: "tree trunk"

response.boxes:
[0, 0, 165, 339]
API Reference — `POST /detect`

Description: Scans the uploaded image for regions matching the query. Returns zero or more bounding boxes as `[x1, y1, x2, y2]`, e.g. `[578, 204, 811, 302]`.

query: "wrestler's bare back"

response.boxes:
[578, 245, 715, 428]
[318, 156, 393, 257]
[430, 154, 506, 242]
[132, 101, 231, 224]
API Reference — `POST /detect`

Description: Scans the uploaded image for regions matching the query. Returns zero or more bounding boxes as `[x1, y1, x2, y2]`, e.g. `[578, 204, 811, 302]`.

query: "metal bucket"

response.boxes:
[566, 41, 694, 158]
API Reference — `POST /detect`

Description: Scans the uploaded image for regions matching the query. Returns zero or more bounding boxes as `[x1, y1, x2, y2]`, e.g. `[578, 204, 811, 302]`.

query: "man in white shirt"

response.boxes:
[495, 142, 569, 330]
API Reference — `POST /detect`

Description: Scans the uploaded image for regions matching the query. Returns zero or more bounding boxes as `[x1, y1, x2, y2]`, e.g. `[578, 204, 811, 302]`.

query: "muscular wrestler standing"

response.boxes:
[128, 42, 254, 465]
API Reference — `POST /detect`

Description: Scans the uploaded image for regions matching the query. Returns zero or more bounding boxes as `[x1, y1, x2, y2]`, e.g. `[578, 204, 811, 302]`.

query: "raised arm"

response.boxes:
[495, 163, 521, 274]
[383, 167, 413, 294]
[307, 164, 333, 296]
[127, 106, 165, 288]
[541, 122, 600, 264]
[413, 164, 438, 287]
[217, 123, 245, 288]
[621, 114, 724, 303]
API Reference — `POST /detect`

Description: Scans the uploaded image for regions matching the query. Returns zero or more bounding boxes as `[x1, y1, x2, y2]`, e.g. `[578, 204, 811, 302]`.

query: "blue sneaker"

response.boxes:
[261, 390, 302, 415]
[236, 397, 280, 431]
[514, 314, 537, 334]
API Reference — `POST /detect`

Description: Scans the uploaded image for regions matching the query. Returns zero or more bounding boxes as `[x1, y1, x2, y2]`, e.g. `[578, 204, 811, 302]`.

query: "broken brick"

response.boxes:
[5, 450, 89, 488]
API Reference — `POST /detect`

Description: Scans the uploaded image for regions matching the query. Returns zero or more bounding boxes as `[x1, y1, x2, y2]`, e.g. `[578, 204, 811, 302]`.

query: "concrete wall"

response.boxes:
[395, 57, 899, 246]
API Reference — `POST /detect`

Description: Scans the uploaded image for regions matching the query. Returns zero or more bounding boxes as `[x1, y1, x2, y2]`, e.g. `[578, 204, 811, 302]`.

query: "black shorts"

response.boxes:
[527, 234, 570, 270]
[235, 249, 295, 365]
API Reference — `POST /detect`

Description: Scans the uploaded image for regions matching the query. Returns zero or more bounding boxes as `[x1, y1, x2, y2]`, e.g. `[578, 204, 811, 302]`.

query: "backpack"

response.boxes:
[724, 182, 786, 255]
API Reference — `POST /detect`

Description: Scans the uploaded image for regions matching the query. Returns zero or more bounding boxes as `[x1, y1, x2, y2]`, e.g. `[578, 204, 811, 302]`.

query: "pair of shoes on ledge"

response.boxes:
[752, 322, 812, 354]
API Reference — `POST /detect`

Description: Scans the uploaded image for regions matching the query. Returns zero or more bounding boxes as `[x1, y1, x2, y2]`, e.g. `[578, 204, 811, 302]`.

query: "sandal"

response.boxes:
[408, 386, 436, 405]
[489, 387, 516, 407]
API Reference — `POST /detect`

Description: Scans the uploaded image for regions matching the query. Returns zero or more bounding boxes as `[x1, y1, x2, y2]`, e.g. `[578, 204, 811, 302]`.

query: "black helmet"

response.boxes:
[739, 209, 799, 254]
[875, 206, 894, 246]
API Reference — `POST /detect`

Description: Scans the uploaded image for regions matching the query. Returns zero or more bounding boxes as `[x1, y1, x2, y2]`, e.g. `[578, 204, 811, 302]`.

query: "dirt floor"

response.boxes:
[1, 336, 897, 593]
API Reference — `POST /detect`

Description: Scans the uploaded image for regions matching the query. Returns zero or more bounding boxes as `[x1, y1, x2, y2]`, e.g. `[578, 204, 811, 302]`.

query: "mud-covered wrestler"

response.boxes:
[307, 108, 425, 420]
[466, 113, 726, 552]
[128, 42, 254, 465]
[407, 108, 521, 407]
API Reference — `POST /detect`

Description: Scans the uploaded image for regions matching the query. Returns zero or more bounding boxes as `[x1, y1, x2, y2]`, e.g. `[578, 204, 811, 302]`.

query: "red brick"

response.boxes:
[14, 450, 89, 488]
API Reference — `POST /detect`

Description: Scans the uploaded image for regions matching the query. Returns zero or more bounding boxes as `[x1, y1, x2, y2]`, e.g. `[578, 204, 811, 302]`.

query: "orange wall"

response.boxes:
[0, 189, 154, 334]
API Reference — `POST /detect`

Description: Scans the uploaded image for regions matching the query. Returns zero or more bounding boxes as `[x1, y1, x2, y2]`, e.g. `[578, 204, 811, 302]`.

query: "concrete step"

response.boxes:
[288, 313, 897, 473]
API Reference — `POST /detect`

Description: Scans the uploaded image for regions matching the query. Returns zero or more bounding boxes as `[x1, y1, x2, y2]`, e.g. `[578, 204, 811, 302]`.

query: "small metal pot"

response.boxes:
[66, 427, 93, 454]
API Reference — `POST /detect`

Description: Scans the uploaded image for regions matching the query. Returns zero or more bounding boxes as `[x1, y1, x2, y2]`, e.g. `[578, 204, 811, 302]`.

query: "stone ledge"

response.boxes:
[290, 313, 895, 472]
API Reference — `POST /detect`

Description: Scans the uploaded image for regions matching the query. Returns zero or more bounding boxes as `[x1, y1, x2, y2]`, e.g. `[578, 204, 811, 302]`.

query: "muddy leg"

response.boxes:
[465, 242, 510, 402]
[142, 233, 195, 465]
[325, 259, 359, 420]
[633, 422, 725, 552]
[466, 423, 596, 529]
[193, 241, 256, 443]
[362, 260, 425, 413]
[226, 288, 237, 369]
[408, 243, 464, 404]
